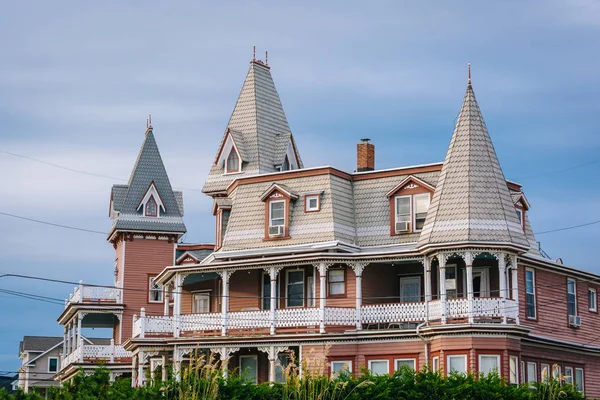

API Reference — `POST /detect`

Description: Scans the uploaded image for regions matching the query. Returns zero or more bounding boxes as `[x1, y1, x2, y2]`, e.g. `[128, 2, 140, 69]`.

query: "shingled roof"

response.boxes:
[417, 80, 530, 252]
[109, 128, 186, 238]
[203, 60, 303, 194]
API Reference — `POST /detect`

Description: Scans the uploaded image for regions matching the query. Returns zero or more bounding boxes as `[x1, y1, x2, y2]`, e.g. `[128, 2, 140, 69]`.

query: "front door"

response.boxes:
[240, 355, 258, 383]
[400, 276, 422, 303]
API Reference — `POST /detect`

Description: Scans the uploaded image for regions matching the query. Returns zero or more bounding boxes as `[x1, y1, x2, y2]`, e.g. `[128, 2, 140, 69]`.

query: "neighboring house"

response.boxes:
[18, 336, 62, 395]
[55, 55, 599, 397]
[0, 374, 18, 394]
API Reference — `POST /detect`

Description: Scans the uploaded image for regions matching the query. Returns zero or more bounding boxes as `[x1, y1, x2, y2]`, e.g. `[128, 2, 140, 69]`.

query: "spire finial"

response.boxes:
[253, 46, 256, 61]
[468, 62, 471, 86]
[265, 50, 268, 66]
[147, 113, 152, 132]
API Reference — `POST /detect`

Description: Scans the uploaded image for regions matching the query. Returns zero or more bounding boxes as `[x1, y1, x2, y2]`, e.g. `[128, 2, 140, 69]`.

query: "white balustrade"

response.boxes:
[275, 308, 320, 328]
[82, 345, 132, 359]
[133, 317, 142, 337]
[325, 307, 356, 325]
[145, 315, 174, 333]
[446, 298, 470, 318]
[180, 313, 223, 332]
[66, 284, 122, 305]
[227, 310, 271, 329]
[428, 300, 443, 320]
[361, 302, 427, 324]
[61, 346, 82, 369]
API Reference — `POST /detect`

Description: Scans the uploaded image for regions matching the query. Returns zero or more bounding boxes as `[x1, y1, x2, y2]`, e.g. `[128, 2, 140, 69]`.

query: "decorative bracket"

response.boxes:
[349, 262, 368, 277]
[217, 270, 233, 284]
[214, 347, 239, 359]
[315, 262, 334, 276]
[257, 346, 289, 361]
[263, 266, 283, 279]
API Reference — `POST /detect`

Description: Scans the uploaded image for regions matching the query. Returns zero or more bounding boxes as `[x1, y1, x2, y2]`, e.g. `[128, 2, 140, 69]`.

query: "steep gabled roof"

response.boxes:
[417, 81, 529, 252]
[108, 128, 186, 238]
[203, 60, 303, 194]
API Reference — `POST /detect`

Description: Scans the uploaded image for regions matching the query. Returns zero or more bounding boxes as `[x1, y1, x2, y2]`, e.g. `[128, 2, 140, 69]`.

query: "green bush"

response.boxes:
[3, 364, 587, 400]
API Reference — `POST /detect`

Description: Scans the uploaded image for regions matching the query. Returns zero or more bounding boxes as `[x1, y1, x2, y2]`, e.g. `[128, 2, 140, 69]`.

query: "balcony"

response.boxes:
[66, 281, 122, 306]
[61, 340, 132, 370]
[132, 297, 518, 338]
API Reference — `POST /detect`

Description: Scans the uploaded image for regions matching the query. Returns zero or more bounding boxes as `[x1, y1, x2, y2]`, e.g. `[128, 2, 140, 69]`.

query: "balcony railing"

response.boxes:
[132, 297, 518, 338]
[66, 281, 122, 307]
[60, 341, 132, 371]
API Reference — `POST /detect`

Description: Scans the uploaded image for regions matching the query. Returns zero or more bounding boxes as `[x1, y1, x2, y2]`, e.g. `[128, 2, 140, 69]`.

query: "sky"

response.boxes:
[0, 1, 599, 374]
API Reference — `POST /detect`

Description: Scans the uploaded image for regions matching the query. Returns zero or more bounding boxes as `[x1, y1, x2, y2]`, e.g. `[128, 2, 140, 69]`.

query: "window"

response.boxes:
[286, 270, 304, 307]
[395, 196, 411, 229]
[432, 356, 439, 372]
[262, 273, 280, 310]
[394, 359, 416, 371]
[564, 366, 573, 385]
[305, 195, 320, 212]
[541, 364, 550, 382]
[269, 200, 285, 228]
[331, 361, 352, 377]
[509, 356, 519, 384]
[568, 279, 577, 316]
[192, 292, 210, 313]
[275, 353, 289, 383]
[447, 355, 467, 375]
[368, 360, 389, 375]
[226, 149, 239, 173]
[589, 288, 597, 312]
[282, 155, 290, 171]
[307, 276, 315, 307]
[575, 368, 584, 392]
[328, 269, 345, 296]
[479, 355, 500, 377]
[239, 355, 258, 383]
[400, 276, 421, 302]
[445, 265, 458, 299]
[552, 365, 561, 380]
[145, 196, 157, 217]
[149, 277, 163, 303]
[527, 362, 537, 384]
[525, 269, 536, 319]
[48, 357, 58, 373]
[413, 193, 430, 231]
[515, 208, 523, 227]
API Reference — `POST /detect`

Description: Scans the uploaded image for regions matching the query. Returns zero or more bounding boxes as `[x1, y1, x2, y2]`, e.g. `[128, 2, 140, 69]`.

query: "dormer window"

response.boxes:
[387, 176, 434, 236]
[226, 149, 239, 173]
[145, 196, 158, 217]
[269, 201, 285, 229]
[261, 183, 298, 240]
[282, 155, 290, 171]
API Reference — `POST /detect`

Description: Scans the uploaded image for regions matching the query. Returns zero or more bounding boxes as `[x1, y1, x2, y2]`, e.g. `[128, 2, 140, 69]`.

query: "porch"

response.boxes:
[65, 281, 123, 306]
[60, 340, 132, 371]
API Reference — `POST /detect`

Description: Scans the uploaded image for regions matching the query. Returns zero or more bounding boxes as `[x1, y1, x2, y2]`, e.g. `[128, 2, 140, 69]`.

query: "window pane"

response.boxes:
[270, 202, 285, 227]
[49, 358, 58, 372]
[575, 368, 584, 392]
[541, 364, 550, 382]
[509, 356, 518, 384]
[240, 356, 257, 383]
[287, 271, 304, 307]
[414, 194, 430, 213]
[526, 270, 536, 318]
[479, 356, 499, 376]
[227, 149, 239, 171]
[565, 367, 573, 384]
[329, 282, 344, 295]
[149, 278, 162, 302]
[448, 356, 466, 374]
[369, 360, 388, 375]
[275, 354, 288, 383]
[552, 365, 561, 379]
[395, 359, 415, 371]
[590, 290, 597, 310]
[527, 362, 537, 383]
[331, 361, 352, 377]
[432, 357, 439, 372]
[396, 197, 410, 215]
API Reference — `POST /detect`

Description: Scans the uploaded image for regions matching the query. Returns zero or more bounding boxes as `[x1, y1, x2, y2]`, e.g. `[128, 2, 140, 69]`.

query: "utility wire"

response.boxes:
[518, 157, 600, 180]
[0, 212, 107, 235]
[534, 220, 600, 236]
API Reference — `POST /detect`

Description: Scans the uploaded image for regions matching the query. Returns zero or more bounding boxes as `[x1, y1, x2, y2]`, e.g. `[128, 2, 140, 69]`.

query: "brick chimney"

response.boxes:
[357, 138, 375, 172]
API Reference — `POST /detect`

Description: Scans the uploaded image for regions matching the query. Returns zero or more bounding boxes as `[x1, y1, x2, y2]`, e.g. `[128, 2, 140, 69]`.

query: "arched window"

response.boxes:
[227, 149, 239, 173]
[145, 196, 158, 217]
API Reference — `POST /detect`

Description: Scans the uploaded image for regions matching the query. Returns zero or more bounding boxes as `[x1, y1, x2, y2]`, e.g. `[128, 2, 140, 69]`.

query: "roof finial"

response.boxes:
[468, 62, 471, 86]
[148, 113, 152, 130]
[265, 50, 268, 66]
[253, 46, 256, 61]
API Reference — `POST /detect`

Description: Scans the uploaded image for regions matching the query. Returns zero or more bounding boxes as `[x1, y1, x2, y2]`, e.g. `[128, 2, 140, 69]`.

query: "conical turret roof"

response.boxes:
[109, 127, 186, 238]
[417, 81, 529, 252]
[203, 59, 303, 194]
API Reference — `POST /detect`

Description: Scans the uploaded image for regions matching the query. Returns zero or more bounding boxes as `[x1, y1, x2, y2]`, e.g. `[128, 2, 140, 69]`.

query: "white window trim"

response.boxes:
[225, 147, 241, 174]
[525, 268, 537, 319]
[478, 354, 501, 377]
[589, 288, 597, 312]
[412, 192, 430, 232]
[515, 208, 524, 228]
[527, 362, 537, 384]
[368, 359, 389, 375]
[328, 268, 345, 296]
[148, 277, 163, 303]
[269, 200, 286, 228]
[432, 356, 439, 372]
[394, 195, 412, 232]
[394, 358, 416, 371]
[568, 278, 577, 316]
[552, 364, 561, 379]
[447, 354, 467, 375]
[575, 368, 584, 392]
[305, 195, 320, 212]
[509, 355, 519, 384]
[541, 363, 550, 382]
[191, 290, 211, 314]
[330, 360, 352, 377]
[239, 355, 258, 383]
[137, 182, 165, 218]
[564, 366, 573, 385]
[286, 269, 305, 308]
[47, 357, 58, 373]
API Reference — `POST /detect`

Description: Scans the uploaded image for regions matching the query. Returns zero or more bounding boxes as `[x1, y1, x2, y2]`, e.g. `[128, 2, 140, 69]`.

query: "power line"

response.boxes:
[535, 220, 600, 235]
[0, 212, 107, 235]
[518, 157, 600, 180]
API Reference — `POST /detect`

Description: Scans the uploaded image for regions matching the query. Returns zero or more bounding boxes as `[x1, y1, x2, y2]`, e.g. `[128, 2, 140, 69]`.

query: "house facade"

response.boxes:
[57, 55, 600, 397]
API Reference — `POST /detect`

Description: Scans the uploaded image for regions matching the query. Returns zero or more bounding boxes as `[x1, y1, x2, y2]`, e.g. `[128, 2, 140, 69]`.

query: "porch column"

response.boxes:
[465, 252, 474, 324]
[216, 347, 239, 380]
[269, 267, 279, 335]
[439, 255, 447, 324]
[511, 255, 520, 324]
[173, 346, 181, 382]
[498, 253, 507, 324]
[424, 257, 432, 322]
[138, 351, 146, 386]
[62, 327, 67, 357]
[317, 262, 329, 334]
[161, 355, 167, 382]
[220, 271, 232, 336]
[131, 357, 138, 387]
[258, 346, 288, 383]
[173, 275, 182, 338]
[352, 263, 366, 330]
[163, 283, 170, 316]
[65, 323, 71, 355]
[76, 313, 83, 347]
